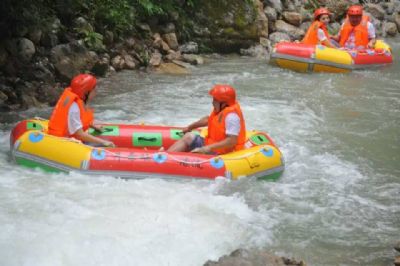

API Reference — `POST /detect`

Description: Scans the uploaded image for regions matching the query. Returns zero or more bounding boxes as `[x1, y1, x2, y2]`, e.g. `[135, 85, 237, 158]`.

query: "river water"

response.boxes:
[1, 39, 399, 266]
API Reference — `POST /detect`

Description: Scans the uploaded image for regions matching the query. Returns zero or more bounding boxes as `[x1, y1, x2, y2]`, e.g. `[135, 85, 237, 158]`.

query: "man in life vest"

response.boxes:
[48, 74, 115, 147]
[302, 7, 336, 48]
[333, 5, 376, 50]
[167, 85, 246, 155]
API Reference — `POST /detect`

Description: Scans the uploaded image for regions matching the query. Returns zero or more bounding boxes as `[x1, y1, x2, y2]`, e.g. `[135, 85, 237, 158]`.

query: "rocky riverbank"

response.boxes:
[1, 0, 399, 113]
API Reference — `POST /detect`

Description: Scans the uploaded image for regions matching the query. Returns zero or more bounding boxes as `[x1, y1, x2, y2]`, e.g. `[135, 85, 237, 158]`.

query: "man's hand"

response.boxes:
[102, 140, 115, 147]
[182, 126, 191, 134]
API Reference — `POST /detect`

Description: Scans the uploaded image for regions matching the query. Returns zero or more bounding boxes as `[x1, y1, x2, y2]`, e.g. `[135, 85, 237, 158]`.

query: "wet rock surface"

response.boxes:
[203, 248, 306, 266]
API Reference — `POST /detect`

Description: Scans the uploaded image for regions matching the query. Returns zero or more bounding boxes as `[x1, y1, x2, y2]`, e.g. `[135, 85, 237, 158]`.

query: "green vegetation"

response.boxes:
[0, 0, 200, 41]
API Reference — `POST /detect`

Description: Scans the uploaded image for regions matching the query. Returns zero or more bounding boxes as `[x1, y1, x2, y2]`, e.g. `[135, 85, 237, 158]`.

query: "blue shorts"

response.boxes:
[189, 135, 205, 150]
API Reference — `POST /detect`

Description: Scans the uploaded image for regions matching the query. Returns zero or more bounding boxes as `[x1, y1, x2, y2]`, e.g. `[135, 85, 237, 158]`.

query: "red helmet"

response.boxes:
[70, 74, 97, 100]
[347, 5, 363, 16]
[209, 84, 236, 106]
[314, 8, 330, 20]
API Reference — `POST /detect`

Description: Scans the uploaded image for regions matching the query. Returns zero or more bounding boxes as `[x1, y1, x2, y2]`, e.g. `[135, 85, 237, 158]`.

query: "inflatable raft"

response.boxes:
[270, 40, 393, 73]
[10, 119, 284, 181]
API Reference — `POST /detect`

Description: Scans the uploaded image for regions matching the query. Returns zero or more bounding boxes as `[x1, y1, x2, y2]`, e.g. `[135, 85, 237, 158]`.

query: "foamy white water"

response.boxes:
[1, 39, 399, 266]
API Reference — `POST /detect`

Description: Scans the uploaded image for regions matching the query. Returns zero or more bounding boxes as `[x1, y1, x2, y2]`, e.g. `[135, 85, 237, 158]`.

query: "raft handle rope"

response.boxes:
[101, 147, 272, 165]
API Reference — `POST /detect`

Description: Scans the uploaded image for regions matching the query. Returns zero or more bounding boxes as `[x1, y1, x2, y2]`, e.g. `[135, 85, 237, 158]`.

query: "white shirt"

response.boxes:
[339, 21, 376, 49]
[225, 113, 241, 136]
[317, 28, 328, 42]
[68, 102, 83, 135]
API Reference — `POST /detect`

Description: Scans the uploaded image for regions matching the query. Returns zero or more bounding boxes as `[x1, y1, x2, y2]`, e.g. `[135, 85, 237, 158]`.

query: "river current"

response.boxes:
[0, 39, 399, 265]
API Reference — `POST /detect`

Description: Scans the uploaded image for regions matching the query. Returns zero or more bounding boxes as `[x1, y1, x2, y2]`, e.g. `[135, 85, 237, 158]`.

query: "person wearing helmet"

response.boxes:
[167, 84, 246, 154]
[48, 74, 115, 147]
[332, 5, 376, 49]
[302, 7, 336, 48]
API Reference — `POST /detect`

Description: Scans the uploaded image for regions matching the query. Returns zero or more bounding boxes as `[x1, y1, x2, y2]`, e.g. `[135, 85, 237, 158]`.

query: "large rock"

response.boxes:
[275, 20, 305, 40]
[182, 54, 204, 65]
[384, 21, 398, 36]
[50, 41, 97, 81]
[162, 33, 179, 50]
[111, 55, 125, 70]
[179, 42, 199, 54]
[5, 38, 36, 63]
[365, 4, 386, 20]
[383, 1, 396, 15]
[204, 248, 306, 266]
[149, 51, 162, 67]
[264, 6, 277, 32]
[154, 62, 190, 75]
[264, 6, 277, 22]
[165, 50, 182, 61]
[265, 0, 283, 14]
[191, 0, 261, 52]
[283, 11, 302, 26]
[256, 0, 269, 38]
[240, 44, 269, 59]
[269, 32, 291, 45]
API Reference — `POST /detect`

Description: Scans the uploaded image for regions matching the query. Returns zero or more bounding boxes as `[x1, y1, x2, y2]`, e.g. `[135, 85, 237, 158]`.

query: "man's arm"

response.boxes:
[74, 129, 115, 147]
[182, 116, 209, 133]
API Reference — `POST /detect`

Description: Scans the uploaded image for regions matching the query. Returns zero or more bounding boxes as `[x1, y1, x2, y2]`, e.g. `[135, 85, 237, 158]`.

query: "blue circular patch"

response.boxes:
[29, 132, 44, 143]
[366, 50, 375, 55]
[261, 147, 274, 157]
[210, 157, 224, 169]
[92, 149, 106, 160]
[153, 153, 167, 164]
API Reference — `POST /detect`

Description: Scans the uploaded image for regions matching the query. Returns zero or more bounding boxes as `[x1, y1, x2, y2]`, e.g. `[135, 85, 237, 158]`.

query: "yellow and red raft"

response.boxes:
[270, 40, 393, 73]
[10, 119, 284, 181]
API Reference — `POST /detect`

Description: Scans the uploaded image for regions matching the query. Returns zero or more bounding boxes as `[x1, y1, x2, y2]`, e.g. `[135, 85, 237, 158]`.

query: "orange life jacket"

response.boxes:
[205, 102, 246, 155]
[302, 21, 330, 45]
[339, 15, 369, 48]
[48, 87, 94, 138]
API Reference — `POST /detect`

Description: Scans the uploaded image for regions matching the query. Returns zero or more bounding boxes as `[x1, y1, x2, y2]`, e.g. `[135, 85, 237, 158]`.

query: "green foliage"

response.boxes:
[75, 23, 106, 51]
[1, 0, 202, 40]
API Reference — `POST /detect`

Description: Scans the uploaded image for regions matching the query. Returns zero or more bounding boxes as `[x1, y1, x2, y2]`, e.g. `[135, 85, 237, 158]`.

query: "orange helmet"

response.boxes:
[70, 74, 97, 100]
[209, 84, 236, 106]
[347, 5, 363, 16]
[314, 8, 330, 20]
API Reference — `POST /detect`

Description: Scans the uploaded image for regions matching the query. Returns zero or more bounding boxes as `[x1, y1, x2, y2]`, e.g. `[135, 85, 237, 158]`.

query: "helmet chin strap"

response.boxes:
[83, 92, 90, 104]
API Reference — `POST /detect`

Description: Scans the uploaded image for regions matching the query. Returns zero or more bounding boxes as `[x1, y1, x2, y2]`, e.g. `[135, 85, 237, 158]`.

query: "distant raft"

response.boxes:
[10, 119, 285, 181]
[269, 40, 393, 73]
